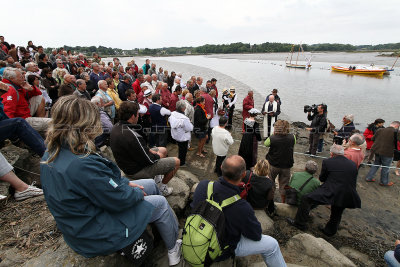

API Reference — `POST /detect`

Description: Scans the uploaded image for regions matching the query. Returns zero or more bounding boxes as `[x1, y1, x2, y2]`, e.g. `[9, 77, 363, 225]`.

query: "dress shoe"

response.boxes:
[286, 218, 307, 231]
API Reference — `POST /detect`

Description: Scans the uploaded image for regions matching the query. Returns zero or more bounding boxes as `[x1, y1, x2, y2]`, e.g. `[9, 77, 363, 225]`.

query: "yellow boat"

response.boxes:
[331, 66, 385, 76]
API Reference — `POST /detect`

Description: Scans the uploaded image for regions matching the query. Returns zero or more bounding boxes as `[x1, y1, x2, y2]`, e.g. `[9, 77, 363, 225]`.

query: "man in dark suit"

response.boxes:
[287, 144, 361, 236]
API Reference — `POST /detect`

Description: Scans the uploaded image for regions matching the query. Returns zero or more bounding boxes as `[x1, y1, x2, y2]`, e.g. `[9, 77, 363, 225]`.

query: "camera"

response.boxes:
[304, 104, 318, 113]
[333, 136, 344, 145]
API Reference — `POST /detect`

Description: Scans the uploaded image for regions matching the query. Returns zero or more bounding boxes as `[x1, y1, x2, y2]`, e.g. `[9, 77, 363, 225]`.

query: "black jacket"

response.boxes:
[308, 113, 327, 134]
[337, 122, 355, 139]
[191, 178, 262, 261]
[117, 81, 131, 101]
[307, 155, 361, 208]
[110, 121, 160, 175]
[194, 105, 208, 133]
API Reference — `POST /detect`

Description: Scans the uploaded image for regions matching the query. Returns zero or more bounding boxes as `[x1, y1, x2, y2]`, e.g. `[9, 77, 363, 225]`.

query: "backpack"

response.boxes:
[239, 171, 275, 209]
[182, 181, 240, 267]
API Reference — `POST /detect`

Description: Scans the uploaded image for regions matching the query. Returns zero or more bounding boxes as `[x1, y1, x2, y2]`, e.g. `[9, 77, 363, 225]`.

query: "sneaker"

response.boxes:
[0, 194, 7, 200]
[168, 239, 182, 266]
[159, 183, 173, 196]
[379, 182, 394, 186]
[154, 175, 163, 185]
[14, 185, 43, 201]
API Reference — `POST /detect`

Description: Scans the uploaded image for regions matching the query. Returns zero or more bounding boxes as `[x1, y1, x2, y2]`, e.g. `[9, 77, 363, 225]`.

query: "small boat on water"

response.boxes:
[331, 66, 386, 76]
[285, 44, 311, 69]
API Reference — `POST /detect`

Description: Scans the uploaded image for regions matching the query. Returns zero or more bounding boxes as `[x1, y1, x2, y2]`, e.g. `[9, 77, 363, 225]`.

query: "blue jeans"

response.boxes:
[235, 235, 286, 267]
[365, 154, 393, 184]
[385, 251, 400, 267]
[133, 179, 179, 250]
[0, 118, 46, 156]
[317, 138, 324, 152]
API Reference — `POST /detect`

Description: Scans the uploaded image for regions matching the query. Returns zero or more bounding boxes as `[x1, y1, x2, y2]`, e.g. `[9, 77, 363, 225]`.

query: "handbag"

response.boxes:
[285, 176, 314, 206]
[119, 227, 154, 265]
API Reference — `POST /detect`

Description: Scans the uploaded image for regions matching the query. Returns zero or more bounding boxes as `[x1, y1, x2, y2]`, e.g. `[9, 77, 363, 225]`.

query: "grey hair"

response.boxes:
[2, 67, 20, 80]
[305, 160, 318, 174]
[200, 86, 207, 92]
[97, 80, 106, 88]
[56, 59, 62, 63]
[330, 144, 344, 155]
[151, 74, 157, 78]
[344, 114, 354, 122]
[390, 121, 400, 128]
[91, 62, 99, 68]
[80, 72, 89, 79]
[156, 81, 162, 88]
[25, 62, 37, 69]
[123, 74, 131, 81]
[350, 134, 364, 146]
[176, 100, 186, 112]
[76, 79, 85, 87]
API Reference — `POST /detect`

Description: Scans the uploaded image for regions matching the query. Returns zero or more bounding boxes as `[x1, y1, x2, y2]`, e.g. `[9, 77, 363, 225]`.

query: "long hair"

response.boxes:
[254, 159, 270, 177]
[44, 95, 102, 163]
[273, 120, 290, 136]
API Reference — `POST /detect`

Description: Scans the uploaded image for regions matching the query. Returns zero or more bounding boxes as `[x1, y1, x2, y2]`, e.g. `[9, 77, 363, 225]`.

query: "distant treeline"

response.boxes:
[44, 42, 400, 57]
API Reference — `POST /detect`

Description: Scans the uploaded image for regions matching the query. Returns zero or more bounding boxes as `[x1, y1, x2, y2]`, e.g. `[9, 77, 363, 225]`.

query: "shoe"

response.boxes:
[180, 164, 187, 167]
[286, 217, 307, 231]
[14, 184, 43, 201]
[168, 239, 182, 266]
[379, 182, 394, 186]
[365, 179, 375, 182]
[318, 225, 335, 237]
[159, 183, 173, 196]
[305, 151, 311, 154]
[188, 147, 195, 151]
[154, 175, 163, 185]
[0, 194, 6, 200]
[317, 150, 322, 154]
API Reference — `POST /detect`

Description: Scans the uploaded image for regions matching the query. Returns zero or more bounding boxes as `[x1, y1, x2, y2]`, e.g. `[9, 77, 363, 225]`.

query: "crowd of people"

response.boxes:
[1, 37, 400, 266]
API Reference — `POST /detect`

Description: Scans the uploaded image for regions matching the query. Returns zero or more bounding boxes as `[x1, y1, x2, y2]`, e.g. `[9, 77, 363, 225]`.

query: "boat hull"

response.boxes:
[286, 63, 311, 69]
[331, 66, 385, 76]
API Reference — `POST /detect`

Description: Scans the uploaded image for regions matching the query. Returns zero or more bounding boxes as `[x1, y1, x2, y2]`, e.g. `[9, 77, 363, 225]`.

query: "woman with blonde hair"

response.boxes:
[264, 119, 296, 203]
[40, 96, 182, 265]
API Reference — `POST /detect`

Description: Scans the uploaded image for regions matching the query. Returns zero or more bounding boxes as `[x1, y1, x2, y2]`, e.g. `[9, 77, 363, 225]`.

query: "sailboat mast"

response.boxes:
[295, 43, 301, 65]
[391, 51, 400, 70]
[289, 45, 294, 64]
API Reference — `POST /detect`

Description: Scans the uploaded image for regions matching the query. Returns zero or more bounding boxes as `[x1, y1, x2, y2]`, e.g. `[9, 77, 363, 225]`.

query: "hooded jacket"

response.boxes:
[168, 111, 193, 142]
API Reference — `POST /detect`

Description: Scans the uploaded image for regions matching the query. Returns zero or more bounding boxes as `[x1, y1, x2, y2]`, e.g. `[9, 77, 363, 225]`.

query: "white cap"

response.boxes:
[139, 104, 147, 114]
[249, 108, 260, 115]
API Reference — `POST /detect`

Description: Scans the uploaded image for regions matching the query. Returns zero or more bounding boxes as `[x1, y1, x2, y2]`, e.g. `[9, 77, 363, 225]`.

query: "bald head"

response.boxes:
[268, 95, 275, 102]
[221, 155, 246, 182]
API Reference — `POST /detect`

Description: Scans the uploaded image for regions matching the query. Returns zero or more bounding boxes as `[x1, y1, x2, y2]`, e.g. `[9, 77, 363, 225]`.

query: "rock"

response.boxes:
[283, 233, 356, 267]
[236, 255, 265, 266]
[0, 248, 26, 267]
[339, 247, 375, 267]
[191, 182, 199, 194]
[176, 169, 200, 189]
[166, 177, 190, 214]
[254, 210, 274, 234]
[21, 240, 132, 267]
[275, 203, 298, 219]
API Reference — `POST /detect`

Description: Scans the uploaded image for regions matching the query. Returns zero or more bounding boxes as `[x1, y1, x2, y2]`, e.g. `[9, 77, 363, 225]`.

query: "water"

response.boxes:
[114, 52, 399, 129]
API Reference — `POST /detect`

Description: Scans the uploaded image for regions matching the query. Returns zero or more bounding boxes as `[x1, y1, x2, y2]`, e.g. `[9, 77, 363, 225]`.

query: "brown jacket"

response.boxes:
[371, 127, 399, 157]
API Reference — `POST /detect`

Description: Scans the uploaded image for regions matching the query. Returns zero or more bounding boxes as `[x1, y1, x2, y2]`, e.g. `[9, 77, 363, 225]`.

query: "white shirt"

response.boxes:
[154, 103, 171, 116]
[211, 126, 234, 156]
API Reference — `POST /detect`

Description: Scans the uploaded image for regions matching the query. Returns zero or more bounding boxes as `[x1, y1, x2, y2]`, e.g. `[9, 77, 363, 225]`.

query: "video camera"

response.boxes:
[304, 103, 327, 114]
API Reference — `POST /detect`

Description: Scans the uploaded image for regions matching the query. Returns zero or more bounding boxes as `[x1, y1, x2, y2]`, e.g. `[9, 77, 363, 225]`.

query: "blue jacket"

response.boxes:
[191, 178, 262, 261]
[40, 148, 154, 257]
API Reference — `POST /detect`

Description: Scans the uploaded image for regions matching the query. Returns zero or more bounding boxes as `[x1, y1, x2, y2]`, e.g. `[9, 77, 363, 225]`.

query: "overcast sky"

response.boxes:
[2, 0, 399, 49]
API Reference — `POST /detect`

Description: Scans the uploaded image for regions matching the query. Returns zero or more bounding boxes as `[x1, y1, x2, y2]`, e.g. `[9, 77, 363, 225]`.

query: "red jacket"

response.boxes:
[201, 91, 214, 118]
[170, 93, 179, 112]
[242, 95, 254, 119]
[161, 89, 171, 108]
[1, 79, 42, 119]
[137, 91, 144, 104]
[363, 128, 374, 150]
[132, 79, 141, 95]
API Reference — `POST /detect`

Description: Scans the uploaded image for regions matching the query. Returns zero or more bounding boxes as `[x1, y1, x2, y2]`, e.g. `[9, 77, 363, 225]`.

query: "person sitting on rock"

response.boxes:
[40, 96, 182, 265]
[384, 239, 400, 267]
[191, 155, 287, 266]
[287, 144, 361, 237]
[110, 101, 180, 196]
[288, 160, 320, 206]
[0, 151, 43, 201]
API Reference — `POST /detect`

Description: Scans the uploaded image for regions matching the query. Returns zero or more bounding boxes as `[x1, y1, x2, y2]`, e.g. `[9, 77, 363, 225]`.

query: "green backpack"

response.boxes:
[182, 181, 241, 267]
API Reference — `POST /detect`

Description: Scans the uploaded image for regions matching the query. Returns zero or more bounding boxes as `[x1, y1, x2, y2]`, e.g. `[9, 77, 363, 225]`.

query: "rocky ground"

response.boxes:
[0, 112, 399, 266]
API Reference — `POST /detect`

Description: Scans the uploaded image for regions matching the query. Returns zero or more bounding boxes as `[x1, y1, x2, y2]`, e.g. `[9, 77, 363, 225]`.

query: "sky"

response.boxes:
[2, 0, 399, 49]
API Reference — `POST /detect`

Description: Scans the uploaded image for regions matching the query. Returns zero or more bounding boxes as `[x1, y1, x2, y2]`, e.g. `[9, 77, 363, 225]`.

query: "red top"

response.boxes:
[1, 79, 42, 119]
[132, 79, 141, 95]
[170, 93, 179, 112]
[363, 128, 374, 150]
[137, 91, 144, 104]
[161, 89, 171, 108]
[242, 95, 254, 119]
[201, 91, 214, 118]
[344, 148, 364, 169]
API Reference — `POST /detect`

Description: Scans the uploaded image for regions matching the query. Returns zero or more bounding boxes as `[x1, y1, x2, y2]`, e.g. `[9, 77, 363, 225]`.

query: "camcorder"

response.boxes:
[304, 104, 318, 113]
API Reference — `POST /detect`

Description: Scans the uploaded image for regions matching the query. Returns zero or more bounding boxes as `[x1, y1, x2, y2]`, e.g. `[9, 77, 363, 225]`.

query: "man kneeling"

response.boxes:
[111, 101, 180, 196]
[191, 155, 286, 266]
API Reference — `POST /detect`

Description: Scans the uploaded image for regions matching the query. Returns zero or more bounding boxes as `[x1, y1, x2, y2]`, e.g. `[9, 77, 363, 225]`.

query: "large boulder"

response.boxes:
[21, 239, 131, 267]
[275, 203, 298, 219]
[339, 247, 375, 267]
[283, 233, 356, 267]
[254, 210, 274, 235]
[166, 177, 190, 214]
[175, 170, 200, 189]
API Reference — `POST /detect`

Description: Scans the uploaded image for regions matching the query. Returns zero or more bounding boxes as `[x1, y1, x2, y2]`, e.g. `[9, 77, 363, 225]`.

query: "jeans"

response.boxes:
[177, 140, 188, 166]
[0, 118, 46, 157]
[133, 179, 179, 250]
[385, 251, 400, 267]
[235, 235, 286, 267]
[365, 154, 393, 184]
[149, 131, 168, 147]
[309, 133, 321, 155]
[317, 138, 324, 152]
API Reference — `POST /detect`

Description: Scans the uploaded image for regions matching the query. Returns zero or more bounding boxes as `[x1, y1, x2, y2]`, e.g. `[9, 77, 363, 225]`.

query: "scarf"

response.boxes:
[197, 103, 207, 118]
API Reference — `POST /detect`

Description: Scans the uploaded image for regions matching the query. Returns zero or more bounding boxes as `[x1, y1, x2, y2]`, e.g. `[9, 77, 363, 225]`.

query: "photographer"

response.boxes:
[305, 104, 327, 155]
